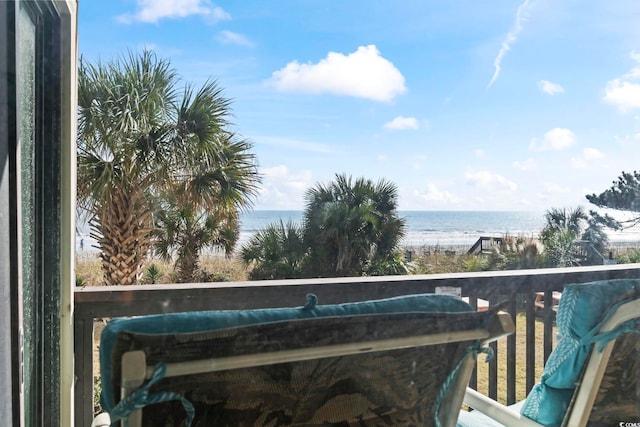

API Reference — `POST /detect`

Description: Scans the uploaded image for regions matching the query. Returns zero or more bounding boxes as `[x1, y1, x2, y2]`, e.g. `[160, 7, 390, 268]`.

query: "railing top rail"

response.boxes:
[74, 264, 640, 319]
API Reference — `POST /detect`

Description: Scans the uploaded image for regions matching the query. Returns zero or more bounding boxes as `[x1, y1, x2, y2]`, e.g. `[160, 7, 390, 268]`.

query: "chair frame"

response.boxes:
[462, 297, 640, 427]
[114, 311, 514, 427]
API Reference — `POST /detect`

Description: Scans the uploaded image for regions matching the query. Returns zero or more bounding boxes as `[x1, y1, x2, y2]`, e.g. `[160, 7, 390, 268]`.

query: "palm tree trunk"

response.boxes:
[91, 189, 153, 286]
[176, 243, 199, 283]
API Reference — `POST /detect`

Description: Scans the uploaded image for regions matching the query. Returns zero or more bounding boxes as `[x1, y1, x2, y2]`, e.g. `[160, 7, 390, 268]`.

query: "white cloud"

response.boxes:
[513, 158, 538, 171]
[536, 183, 571, 203]
[571, 147, 604, 169]
[216, 30, 254, 47]
[583, 147, 604, 160]
[603, 51, 640, 112]
[465, 170, 517, 194]
[538, 80, 565, 95]
[414, 183, 461, 204]
[488, 0, 536, 88]
[257, 166, 314, 210]
[268, 45, 407, 102]
[613, 134, 640, 146]
[383, 116, 419, 130]
[117, 0, 230, 24]
[604, 81, 640, 112]
[475, 149, 486, 158]
[529, 128, 576, 151]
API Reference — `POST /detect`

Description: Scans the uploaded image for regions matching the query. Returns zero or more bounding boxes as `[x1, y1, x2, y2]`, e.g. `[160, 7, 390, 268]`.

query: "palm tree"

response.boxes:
[542, 229, 581, 267]
[240, 220, 308, 280]
[303, 174, 406, 277]
[540, 207, 589, 267]
[153, 132, 259, 283]
[77, 50, 259, 285]
[541, 207, 587, 238]
[154, 201, 240, 283]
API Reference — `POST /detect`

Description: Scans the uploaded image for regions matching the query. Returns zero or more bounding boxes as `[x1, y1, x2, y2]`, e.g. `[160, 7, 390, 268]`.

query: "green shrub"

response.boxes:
[464, 255, 487, 272]
[143, 263, 163, 284]
[616, 248, 640, 264]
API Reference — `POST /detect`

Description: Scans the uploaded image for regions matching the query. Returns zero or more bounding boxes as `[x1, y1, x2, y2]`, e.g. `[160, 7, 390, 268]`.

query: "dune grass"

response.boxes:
[76, 246, 476, 286]
[76, 252, 248, 286]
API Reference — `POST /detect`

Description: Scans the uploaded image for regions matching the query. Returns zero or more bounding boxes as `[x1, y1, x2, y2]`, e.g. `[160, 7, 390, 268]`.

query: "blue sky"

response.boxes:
[79, 0, 640, 211]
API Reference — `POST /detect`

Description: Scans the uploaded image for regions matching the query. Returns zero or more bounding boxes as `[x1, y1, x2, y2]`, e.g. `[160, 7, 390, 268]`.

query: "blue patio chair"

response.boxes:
[92, 293, 514, 427]
[457, 278, 640, 427]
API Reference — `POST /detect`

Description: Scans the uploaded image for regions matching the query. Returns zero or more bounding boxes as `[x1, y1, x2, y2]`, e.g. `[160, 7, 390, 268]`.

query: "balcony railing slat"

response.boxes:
[488, 296, 499, 400]
[506, 299, 517, 405]
[488, 339, 498, 400]
[74, 264, 640, 426]
[468, 295, 479, 390]
[525, 294, 536, 394]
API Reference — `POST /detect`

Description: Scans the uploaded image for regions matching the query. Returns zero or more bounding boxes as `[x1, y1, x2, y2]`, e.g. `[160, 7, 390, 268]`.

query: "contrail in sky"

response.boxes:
[488, 0, 535, 88]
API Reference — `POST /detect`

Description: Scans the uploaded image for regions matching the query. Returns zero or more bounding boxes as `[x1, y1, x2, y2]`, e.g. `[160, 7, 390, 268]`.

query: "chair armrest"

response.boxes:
[463, 388, 543, 427]
[487, 312, 516, 342]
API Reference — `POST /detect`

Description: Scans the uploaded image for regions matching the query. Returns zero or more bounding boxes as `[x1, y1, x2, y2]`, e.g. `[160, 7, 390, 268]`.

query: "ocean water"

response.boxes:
[398, 211, 546, 247]
[237, 210, 547, 249]
[76, 210, 640, 252]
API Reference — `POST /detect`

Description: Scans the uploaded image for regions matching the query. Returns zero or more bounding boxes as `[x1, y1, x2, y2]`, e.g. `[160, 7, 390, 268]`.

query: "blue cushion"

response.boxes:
[520, 278, 640, 426]
[100, 293, 473, 411]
